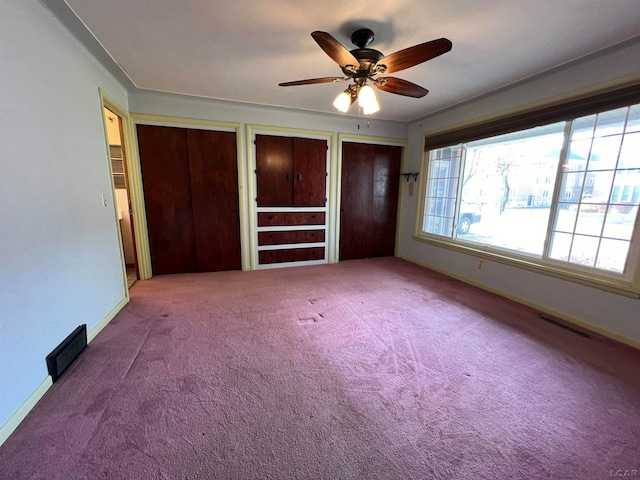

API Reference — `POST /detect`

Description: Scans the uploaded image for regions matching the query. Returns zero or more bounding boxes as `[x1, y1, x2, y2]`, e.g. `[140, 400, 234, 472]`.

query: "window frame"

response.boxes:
[414, 83, 640, 298]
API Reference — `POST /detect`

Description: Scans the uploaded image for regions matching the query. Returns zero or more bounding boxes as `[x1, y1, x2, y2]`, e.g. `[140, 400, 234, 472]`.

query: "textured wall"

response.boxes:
[0, 0, 129, 427]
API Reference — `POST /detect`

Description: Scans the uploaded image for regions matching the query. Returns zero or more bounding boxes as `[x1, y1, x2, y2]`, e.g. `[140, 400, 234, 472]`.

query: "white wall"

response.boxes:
[400, 37, 640, 345]
[129, 90, 408, 138]
[0, 1, 129, 429]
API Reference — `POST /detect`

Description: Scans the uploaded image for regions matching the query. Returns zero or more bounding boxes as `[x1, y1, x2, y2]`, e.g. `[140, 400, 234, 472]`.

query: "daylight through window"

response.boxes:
[419, 103, 640, 287]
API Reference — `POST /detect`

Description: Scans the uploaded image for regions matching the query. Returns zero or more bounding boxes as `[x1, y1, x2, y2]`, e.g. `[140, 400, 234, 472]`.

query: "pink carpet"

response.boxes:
[1, 257, 639, 479]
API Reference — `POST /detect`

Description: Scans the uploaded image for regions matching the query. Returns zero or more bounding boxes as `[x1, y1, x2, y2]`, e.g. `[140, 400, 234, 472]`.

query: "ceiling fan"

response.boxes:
[279, 28, 452, 114]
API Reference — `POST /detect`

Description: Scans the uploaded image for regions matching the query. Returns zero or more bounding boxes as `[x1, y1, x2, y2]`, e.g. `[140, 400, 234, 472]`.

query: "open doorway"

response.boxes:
[103, 106, 138, 288]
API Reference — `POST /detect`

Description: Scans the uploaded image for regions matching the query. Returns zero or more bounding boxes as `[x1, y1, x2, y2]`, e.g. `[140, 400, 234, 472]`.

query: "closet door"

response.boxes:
[293, 137, 327, 207]
[138, 125, 196, 274]
[256, 135, 327, 207]
[340, 142, 401, 261]
[371, 145, 401, 257]
[340, 143, 375, 260]
[138, 125, 241, 275]
[256, 135, 293, 207]
[187, 129, 241, 272]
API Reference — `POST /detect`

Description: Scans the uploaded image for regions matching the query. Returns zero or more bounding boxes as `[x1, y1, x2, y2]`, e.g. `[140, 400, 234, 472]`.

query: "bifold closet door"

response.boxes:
[138, 125, 197, 274]
[340, 143, 374, 261]
[340, 142, 401, 261]
[371, 145, 401, 257]
[186, 129, 241, 272]
[138, 125, 241, 275]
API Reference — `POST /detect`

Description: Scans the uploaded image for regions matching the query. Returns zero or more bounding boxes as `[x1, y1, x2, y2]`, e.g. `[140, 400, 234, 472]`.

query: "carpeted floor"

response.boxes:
[1, 257, 639, 479]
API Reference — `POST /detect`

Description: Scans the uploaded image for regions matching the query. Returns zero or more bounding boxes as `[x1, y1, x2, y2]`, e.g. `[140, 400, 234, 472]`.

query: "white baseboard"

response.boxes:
[0, 376, 53, 446]
[0, 295, 129, 447]
[399, 254, 640, 350]
[87, 296, 129, 343]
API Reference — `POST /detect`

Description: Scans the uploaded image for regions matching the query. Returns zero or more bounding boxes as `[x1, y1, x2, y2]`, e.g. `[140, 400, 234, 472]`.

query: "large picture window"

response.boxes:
[418, 101, 640, 295]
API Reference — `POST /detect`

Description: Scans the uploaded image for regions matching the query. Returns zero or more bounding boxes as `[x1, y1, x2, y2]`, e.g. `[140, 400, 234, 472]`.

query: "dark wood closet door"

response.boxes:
[293, 137, 327, 207]
[372, 145, 401, 257]
[340, 142, 402, 261]
[137, 125, 197, 274]
[340, 143, 374, 260]
[256, 135, 293, 206]
[186, 129, 241, 272]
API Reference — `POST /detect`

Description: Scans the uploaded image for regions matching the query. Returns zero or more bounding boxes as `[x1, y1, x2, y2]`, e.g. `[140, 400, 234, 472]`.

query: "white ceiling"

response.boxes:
[63, 0, 640, 122]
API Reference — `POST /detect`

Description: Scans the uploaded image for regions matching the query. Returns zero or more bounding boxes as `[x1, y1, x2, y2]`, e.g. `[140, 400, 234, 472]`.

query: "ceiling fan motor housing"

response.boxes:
[350, 48, 384, 68]
[343, 29, 386, 77]
[351, 28, 375, 49]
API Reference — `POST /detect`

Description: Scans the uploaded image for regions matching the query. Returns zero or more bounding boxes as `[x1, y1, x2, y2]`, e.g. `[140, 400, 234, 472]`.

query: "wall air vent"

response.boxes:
[538, 313, 592, 339]
[45, 324, 87, 383]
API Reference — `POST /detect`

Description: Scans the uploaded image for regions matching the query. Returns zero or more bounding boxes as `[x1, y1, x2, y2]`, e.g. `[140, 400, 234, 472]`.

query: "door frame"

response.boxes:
[247, 125, 334, 269]
[130, 113, 248, 271]
[336, 133, 408, 262]
[99, 89, 153, 284]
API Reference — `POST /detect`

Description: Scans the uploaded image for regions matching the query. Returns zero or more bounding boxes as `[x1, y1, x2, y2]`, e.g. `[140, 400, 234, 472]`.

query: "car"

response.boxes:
[458, 202, 482, 234]
[569, 195, 636, 214]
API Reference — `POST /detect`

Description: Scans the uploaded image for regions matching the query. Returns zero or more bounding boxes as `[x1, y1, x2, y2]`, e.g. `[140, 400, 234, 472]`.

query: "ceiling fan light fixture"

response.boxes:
[358, 84, 379, 115]
[280, 30, 452, 116]
[333, 90, 352, 113]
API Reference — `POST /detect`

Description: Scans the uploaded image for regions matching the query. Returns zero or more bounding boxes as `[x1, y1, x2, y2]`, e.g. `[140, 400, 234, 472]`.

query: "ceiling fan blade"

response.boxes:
[279, 77, 345, 87]
[311, 31, 359, 69]
[379, 38, 452, 74]
[375, 77, 429, 98]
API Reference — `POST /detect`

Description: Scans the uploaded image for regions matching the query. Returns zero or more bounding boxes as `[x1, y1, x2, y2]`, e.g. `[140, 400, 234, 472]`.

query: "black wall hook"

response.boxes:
[400, 172, 419, 182]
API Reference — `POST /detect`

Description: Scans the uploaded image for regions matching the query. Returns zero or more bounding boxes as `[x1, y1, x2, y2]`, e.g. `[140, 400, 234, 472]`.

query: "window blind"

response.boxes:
[424, 82, 640, 151]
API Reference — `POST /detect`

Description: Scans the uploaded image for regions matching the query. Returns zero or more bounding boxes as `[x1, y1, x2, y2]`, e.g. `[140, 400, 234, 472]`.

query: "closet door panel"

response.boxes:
[187, 129, 241, 272]
[371, 145, 401, 257]
[256, 135, 293, 206]
[339, 142, 402, 261]
[293, 137, 327, 207]
[137, 125, 197, 274]
[340, 142, 374, 260]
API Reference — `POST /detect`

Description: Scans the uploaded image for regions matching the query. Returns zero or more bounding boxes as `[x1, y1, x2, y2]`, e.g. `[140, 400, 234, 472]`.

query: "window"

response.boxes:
[423, 146, 462, 237]
[418, 100, 640, 296]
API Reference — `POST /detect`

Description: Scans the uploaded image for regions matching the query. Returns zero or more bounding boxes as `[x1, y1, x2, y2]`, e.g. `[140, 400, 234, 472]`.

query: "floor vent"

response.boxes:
[538, 313, 592, 339]
[46, 324, 87, 383]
